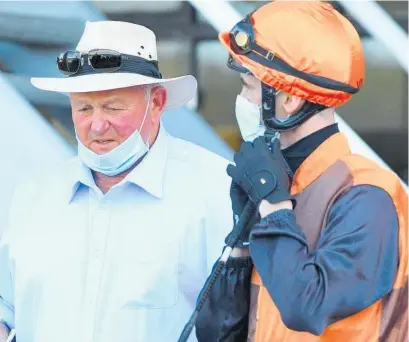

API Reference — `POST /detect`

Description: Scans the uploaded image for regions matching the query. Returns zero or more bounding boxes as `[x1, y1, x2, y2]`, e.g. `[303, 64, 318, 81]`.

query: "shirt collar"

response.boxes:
[66, 123, 168, 203]
[291, 132, 351, 194]
[65, 158, 97, 203]
[124, 123, 168, 198]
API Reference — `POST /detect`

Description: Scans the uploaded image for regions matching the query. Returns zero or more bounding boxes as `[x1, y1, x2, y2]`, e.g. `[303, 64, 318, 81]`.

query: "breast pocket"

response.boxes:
[116, 236, 179, 310]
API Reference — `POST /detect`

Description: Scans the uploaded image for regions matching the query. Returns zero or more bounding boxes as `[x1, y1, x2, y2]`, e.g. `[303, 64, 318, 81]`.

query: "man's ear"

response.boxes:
[150, 86, 167, 124]
[282, 94, 305, 115]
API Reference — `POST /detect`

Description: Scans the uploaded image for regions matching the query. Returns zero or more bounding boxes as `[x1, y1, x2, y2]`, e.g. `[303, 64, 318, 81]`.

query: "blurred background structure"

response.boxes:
[0, 1, 407, 232]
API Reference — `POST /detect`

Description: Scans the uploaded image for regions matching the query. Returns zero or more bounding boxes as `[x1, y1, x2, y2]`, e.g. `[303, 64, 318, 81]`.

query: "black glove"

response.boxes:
[225, 177, 260, 248]
[226, 137, 294, 207]
[229, 180, 248, 220]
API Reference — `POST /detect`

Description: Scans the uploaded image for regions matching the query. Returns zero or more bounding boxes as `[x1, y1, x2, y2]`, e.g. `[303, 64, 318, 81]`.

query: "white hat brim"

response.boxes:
[30, 73, 197, 110]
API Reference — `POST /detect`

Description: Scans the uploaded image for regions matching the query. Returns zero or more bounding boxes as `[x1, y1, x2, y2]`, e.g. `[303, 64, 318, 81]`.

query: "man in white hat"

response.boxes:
[0, 21, 233, 342]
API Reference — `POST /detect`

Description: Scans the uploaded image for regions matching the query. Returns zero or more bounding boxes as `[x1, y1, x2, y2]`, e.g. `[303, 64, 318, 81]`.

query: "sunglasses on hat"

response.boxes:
[57, 49, 162, 79]
[229, 15, 359, 95]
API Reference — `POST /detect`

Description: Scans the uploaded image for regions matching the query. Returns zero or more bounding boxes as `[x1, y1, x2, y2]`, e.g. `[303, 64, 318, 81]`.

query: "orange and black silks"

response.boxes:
[195, 127, 407, 342]
[248, 132, 407, 342]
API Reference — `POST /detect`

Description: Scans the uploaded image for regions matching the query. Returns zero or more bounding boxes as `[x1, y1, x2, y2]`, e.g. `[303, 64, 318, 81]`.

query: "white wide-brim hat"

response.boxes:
[31, 21, 197, 110]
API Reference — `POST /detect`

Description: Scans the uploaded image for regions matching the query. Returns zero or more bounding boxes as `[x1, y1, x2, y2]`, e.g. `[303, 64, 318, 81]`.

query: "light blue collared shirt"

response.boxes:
[0, 125, 233, 342]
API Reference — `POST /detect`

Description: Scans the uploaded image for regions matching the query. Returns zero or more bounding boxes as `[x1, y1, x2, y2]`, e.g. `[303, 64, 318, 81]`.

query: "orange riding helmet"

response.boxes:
[219, 1, 365, 131]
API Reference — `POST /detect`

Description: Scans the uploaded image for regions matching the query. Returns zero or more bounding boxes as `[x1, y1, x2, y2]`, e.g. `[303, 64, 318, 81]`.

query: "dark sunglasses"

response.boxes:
[229, 16, 360, 94]
[57, 49, 162, 79]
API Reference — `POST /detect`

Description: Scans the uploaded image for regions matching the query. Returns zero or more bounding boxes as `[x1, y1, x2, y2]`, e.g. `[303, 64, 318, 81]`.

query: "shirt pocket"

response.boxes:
[115, 235, 179, 310]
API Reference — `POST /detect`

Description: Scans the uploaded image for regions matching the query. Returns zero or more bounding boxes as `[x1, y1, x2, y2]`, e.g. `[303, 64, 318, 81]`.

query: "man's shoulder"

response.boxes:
[333, 153, 407, 217]
[166, 134, 232, 172]
[340, 153, 404, 191]
[165, 135, 233, 193]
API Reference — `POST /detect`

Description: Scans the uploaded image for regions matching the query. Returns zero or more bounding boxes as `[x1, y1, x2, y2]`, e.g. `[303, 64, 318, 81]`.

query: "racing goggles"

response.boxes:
[229, 15, 360, 94]
[57, 49, 162, 79]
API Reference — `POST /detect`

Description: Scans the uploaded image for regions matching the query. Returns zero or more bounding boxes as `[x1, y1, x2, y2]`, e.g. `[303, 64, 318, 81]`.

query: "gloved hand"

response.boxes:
[230, 181, 248, 219]
[225, 171, 261, 248]
[226, 137, 294, 207]
[225, 200, 259, 248]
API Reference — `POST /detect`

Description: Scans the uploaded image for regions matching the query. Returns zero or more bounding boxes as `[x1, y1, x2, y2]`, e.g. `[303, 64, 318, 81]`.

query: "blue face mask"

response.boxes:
[76, 87, 151, 177]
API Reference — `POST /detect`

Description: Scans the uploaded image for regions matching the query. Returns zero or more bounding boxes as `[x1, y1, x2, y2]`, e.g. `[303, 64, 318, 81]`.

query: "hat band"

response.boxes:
[67, 53, 162, 79]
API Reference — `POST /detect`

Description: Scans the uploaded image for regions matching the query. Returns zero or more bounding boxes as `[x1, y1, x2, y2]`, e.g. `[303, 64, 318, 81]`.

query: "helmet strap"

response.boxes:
[261, 83, 328, 132]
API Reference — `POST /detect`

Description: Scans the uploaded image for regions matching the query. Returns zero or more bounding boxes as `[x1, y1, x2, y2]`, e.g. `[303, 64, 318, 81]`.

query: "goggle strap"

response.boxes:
[247, 47, 359, 94]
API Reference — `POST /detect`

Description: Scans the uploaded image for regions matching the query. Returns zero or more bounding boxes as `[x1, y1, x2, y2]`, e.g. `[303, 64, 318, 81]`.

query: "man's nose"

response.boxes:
[90, 110, 109, 136]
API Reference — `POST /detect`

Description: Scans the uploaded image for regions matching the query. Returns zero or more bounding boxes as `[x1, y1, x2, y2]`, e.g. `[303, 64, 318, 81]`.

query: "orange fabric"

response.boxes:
[255, 286, 323, 342]
[254, 286, 382, 342]
[250, 132, 407, 341]
[251, 269, 262, 286]
[219, 1, 365, 107]
[290, 133, 351, 194]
